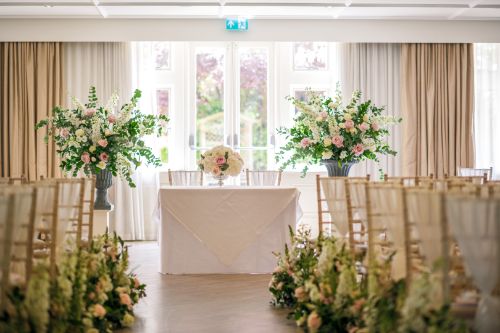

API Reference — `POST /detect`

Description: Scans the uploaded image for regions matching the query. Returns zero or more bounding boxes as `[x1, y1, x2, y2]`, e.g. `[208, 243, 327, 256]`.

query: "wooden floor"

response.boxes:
[118, 242, 301, 333]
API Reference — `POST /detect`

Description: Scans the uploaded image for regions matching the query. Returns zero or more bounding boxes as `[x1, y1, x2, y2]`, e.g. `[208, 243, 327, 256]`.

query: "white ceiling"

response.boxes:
[0, 0, 499, 19]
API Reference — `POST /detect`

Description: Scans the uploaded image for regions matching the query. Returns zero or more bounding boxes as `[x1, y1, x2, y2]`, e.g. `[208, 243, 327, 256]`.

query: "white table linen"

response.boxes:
[158, 186, 301, 274]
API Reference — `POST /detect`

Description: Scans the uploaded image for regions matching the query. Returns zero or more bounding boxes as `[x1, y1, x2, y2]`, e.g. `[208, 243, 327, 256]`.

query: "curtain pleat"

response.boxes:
[0, 42, 63, 180]
[339, 43, 402, 178]
[401, 43, 474, 177]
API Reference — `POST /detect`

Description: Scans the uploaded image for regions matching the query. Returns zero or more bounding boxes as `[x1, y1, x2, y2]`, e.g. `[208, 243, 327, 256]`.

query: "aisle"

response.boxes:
[119, 242, 300, 333]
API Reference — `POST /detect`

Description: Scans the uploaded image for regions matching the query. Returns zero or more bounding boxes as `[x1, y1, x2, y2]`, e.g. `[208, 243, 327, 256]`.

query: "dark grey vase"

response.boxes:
[321, 159, 356, 177]
[94, 169, 113, 210]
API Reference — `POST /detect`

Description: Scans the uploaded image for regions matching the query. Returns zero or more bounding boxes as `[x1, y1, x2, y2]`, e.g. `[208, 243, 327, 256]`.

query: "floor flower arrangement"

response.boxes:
[269, 228, 468, 333]
[0, 233, 145, 333]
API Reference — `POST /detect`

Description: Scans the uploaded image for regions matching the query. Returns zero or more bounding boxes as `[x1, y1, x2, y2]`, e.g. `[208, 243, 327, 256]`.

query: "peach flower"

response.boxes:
[307, 311, 322, 332]
[352, 143, 364, 156]
[81, 152, 90, 164]
[332, 135, 344, 148]
[344, 119, 355, 129]
[300, 138, 312, 148]
[119, 293, 132, 306]
[358, 122, 369, 132]
[92, 304, 106, 318]
[97, 139, 108, 148]
[134, 277, 140, 289]
[108, 114, 116, 123]
[371, 122, 379, 131]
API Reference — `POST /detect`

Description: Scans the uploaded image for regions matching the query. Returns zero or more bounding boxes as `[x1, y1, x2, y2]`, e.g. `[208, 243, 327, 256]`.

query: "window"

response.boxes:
[293, 42, 328, 71]
[153, 42, 170, 70]
[134, 42, 339, 171]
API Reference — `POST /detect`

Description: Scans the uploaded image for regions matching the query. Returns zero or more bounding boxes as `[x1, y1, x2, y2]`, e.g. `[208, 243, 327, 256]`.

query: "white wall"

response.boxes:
[1, 19, 500, 42]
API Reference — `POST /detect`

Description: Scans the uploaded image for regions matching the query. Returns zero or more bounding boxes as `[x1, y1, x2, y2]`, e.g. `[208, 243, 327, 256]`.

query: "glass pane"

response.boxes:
[239, 47, 268, 148]
[293, 42, 328, 71]
[196, 48, 225, 148]
[156, 89, 170, 117]
[153, 42, 170, 70]
[294, 89, 326, 114]
[240, 150, 268, 171]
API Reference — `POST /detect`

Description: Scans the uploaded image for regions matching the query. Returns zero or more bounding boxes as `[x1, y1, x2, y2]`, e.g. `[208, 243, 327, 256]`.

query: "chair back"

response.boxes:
[457, 167, 492, 181]
[168, 170, 203, 186]
[246, 169, 282, 186]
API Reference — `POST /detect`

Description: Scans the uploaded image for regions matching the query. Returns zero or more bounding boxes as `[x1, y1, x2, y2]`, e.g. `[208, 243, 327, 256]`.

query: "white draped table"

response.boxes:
[158, 186, 301, 274]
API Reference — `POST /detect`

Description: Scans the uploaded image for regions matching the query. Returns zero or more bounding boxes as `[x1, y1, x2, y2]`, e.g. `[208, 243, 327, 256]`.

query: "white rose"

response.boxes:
[97, 161, 106, 169]
[344, 113, 352, 120]
[340, 151, 347, 159]
[322, 151, 333, 159]
[75, 129, 85, 136]
[105, 129, 112, 136]
[89, 145, 96, 153]
[323, 137, 332, 147]
[91, 157, 96, 162]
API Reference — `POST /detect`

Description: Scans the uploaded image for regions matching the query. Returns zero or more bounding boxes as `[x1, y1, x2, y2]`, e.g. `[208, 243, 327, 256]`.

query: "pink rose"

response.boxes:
[99, 152, 109, 162]
[108, 114, 116, 123]
[319, 111, 328, 120]
[352, 143, 364, 156]
[212, 166, 221, 176]
[85, 108, 96, 117]
[344, 119, 354, 129]
[307, 311, 322, 332]
[97, 139, 108, 148]
[371, 122, 379, 131]
[215, 156, 226, 165]
[332, 135, 344, 148]
[119, 293, 132, 306]
[358, 122, 369, 132]
[300, 138, 312, 148]
[81, 152, 90, 164]
[59, 128, 69, 139]
[92, 304, 106, 318]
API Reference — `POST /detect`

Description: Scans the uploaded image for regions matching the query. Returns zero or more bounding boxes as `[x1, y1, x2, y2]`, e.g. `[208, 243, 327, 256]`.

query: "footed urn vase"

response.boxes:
[321, 159, 356, 177]
[94, 169, 113, 210]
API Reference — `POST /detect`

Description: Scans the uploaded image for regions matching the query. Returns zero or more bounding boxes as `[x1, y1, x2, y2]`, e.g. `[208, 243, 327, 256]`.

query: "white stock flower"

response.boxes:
[340, 151, 347, 159]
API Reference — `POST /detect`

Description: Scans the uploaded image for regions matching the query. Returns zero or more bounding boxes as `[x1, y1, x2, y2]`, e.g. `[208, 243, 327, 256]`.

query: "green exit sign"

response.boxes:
[225, 18, 248, 31]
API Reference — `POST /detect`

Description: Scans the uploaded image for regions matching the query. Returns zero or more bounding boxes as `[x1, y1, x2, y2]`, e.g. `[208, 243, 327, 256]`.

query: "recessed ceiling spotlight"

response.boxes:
[43, 4, 54, 8]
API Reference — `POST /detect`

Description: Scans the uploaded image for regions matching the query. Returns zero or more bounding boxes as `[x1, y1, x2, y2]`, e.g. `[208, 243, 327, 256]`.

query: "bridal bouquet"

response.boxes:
[198, 145, 244, 178]
[36, 86, 169, 187]
[276, 88, 400, 175]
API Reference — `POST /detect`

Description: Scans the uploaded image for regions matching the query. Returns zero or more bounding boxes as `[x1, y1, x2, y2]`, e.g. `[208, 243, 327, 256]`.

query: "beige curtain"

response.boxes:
[401, 43, 474, 177]
[0, 42, 64, 180]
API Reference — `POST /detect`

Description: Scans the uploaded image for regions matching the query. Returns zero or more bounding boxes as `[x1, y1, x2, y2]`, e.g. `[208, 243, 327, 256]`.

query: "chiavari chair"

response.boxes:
[345, 177, 371, 253]
[81, 177, 96, 244]
[446, 195, 500, 330]
[457, 166, 493, 181]
[383, 174, 434, 187]
[365, 183, 411, 285]
[7, 175, 28, 185]
[56, 178, 85, 248]
[315, 175, 369, 238]
[168, 169, 203, 186]
[245, 169, 283, 186]
[0, 190, 15, 313]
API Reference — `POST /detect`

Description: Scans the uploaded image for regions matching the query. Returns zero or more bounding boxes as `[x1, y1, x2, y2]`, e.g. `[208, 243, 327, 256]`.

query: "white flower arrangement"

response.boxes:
[197, 145, 244, 178]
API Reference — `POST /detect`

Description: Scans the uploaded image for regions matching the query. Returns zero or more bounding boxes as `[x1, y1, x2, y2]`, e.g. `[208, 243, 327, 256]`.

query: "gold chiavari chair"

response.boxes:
[7, 175, 28, 185]
[365, 183, 411, 285]
[56, 179, 85, 248]
[383, 174, 434, 187]
[9, 186, 37, 286]
[405, 189, 451, 303]
[0, 190, 15, 313]
[168, 170, 203, 186]
[345, 177, 371, 253]
[81, 177, 96, 244]
[245, 169, 283, 186]
[315, 175, 369, 238]
[457, 166, 493, 181]
[446, 196, 500, 327]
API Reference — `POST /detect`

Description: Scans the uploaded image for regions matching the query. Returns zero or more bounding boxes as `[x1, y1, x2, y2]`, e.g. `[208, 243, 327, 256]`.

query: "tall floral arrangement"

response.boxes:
[276, 88, 400, 175]
[198, 145, 244, 178]
[36, 86, 169, 187]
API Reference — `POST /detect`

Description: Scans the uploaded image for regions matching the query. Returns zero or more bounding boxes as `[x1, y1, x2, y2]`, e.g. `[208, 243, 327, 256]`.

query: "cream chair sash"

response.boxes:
[446, 197, 500, 333]
[0, 191, 14, 311]
[169, 170, 203, 186]
[320, 178, 349, 236]
[367, 185, 407, 280]
[247, 170, 282, 186]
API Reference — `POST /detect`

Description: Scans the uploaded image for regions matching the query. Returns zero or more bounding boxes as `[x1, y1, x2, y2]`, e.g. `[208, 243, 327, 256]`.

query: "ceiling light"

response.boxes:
[43, 4, 54, 8]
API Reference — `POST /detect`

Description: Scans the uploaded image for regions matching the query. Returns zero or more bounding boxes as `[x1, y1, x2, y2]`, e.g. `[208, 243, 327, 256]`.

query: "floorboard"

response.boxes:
[118, 242, 300, 333]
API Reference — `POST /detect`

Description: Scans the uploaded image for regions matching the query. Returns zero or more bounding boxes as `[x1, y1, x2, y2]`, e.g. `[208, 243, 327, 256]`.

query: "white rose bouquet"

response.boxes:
[198, 145, 244, 178]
